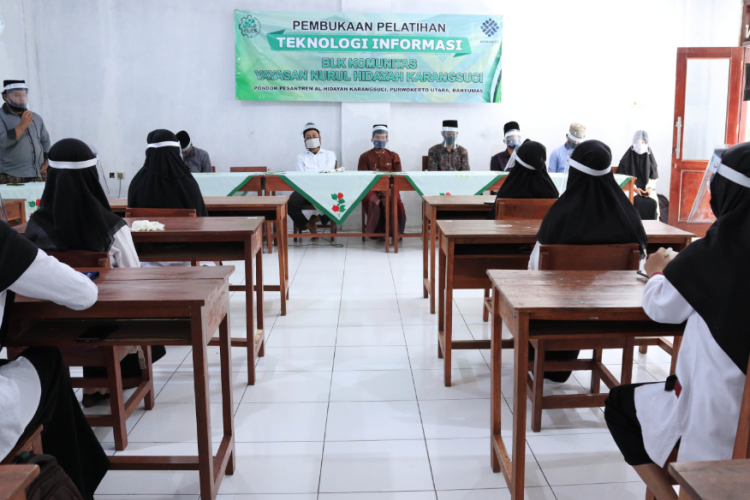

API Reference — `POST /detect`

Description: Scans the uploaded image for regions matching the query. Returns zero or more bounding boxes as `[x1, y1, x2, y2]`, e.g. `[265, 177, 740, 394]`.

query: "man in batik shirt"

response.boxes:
[427, 120, 470, 171]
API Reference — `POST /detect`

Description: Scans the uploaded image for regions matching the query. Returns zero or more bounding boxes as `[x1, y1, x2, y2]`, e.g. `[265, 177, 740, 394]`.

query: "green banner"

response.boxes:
[235, 11, 503, 103]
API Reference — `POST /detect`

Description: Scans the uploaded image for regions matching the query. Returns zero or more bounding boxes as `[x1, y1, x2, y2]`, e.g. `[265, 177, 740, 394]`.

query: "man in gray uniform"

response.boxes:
[176, 130, 212, 173]
[0, 80, 50, 183]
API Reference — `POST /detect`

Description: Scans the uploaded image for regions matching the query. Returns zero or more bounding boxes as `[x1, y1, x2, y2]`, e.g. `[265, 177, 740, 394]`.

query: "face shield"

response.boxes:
[372, 126, 389, 150]
[560, 156, 611, 194]
[3, 85, 29, 111]
[687, 147, 730, 223]
[632, 130, 650, 155]
[88, 146, 111, 198]
[504, 129, 521, 149]
[442, 130, 458, 147]
[503, 147, 536, 171]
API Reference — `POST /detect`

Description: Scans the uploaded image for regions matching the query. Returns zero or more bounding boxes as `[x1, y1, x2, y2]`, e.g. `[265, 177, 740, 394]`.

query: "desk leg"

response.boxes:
[444, 239, 454, 387]
[422, 200, 429, 299]
[438, 236, 446, 360]
[429, 206, 437, 314]
[191, 311, 216, 500]
[256, 240, 265, 359]
[490, 288, 503, 473]
[384, 186, 390, 254]
[392, 183, 399, 253]
[277, 206, 287, 316]
[283, 205, 290, 300]
[245, 238, 257, 386]
[510, 312, 530, 499]
[219, 315, 236, 475]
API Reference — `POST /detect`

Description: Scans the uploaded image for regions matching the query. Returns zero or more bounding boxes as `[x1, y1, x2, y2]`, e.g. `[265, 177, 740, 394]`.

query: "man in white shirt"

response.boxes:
[289, 122, 337, 236]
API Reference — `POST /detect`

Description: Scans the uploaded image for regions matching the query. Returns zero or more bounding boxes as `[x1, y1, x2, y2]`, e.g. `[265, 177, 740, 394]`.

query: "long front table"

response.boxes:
[487, 270, 684, 499]
[6, 268, 235, 500]
[111, 196, 290, 316]
[436, 219, 695, 386]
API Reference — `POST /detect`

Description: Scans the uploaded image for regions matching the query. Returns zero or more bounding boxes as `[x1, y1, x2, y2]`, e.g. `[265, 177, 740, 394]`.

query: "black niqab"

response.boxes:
[664, 142, 750, 374]
[537, 140, 648, 255]
[618, 149, 658, 191]
[26, 139, 126, 252]
[128, 129, 208, 216]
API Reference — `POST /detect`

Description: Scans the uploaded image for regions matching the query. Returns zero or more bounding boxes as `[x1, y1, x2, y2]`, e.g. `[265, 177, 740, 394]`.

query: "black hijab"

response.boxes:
[497, 140, 558, 199]
[537, 140, 648, 254]
[0, 219, 39, 347]
[617, 131, 658, 190]
[664, 142, 750, 374]
[26, 139, 126, 252]
[128, 129, 207, 216]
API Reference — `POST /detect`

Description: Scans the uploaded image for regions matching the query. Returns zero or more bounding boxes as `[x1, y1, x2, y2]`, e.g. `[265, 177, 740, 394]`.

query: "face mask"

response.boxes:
[633, 143, 649, 155]
[443, 135, 456, 147]
[4, 90, 28, 111]
[506, 139, 519, 149]
[305, 137, 321, 150]
[566, 140, 578, 150]
[373, 140, 387, 149]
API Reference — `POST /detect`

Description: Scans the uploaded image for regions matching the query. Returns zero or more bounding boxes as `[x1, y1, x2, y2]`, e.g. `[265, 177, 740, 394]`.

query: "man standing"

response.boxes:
[549, 123, 586, 173]
[176, 130, 212, 173]
[427, 120, 470, 171]
[490, 121, 521, 171]
[290, 122, 337, 237]
[0, 80, 50, 183]
[358, 124, 406, 237]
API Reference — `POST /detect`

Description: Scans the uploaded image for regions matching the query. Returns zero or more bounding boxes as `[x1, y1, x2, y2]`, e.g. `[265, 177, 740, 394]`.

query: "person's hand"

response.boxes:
[644, 248, 670, 278]
[634, 187, 645, 197]
[40, 160, 48, 175]
[19, 110, 34, 128]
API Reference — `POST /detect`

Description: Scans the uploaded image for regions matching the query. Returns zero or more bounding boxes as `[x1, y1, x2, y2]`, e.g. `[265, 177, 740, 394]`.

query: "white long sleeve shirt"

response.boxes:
[635, 274, 745, 466]
[110, 225, 140, 268]
[295, 148, 337, 172]
[0, 250, 98, 459]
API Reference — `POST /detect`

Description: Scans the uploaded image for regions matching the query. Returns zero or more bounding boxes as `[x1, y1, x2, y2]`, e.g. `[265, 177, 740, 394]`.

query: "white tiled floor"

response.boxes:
[87, 237, 675, 499]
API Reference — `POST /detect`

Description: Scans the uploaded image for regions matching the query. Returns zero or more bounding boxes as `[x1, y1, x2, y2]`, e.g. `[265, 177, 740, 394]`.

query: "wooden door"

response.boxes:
[669, 47, 743, 236]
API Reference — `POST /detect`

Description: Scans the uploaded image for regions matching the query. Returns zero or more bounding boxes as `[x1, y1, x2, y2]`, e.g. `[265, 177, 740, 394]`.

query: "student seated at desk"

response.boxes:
[128, 129, 208, 216]
[290, 122, 337, 238]
[358, 124, 406, 237]
[25, 138, 158, 407]
[0, 220, 108, 500]
[617, 130, 659, 220]
[529, 140, 647, 382]
[486, 139, 558, 219]
[605, 142, 750, 500]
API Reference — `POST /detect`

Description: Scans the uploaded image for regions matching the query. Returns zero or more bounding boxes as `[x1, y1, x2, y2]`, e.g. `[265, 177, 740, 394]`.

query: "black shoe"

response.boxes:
[82, 391, 109, 408]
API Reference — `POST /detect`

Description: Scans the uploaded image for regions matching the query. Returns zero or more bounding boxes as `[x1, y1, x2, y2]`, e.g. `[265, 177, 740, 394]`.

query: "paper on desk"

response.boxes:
[131, 220, 165, 232]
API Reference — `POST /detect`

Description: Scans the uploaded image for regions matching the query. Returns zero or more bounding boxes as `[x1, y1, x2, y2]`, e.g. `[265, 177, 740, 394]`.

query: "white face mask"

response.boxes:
[633, 143, 649, 155]
[305, 137, 321, 150]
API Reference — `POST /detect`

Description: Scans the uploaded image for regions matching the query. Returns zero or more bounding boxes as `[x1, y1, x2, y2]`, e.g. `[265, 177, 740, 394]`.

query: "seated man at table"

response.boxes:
[490, 121, 521, 172]
[0, 220, 108, 500]
[25, 138, 154, 407]
[605, 142, 750, 500]
[486, 139, 558, 219]
[358, 124, 406, 237]
[427, 120, 470, 171]
[548, 122, 585, 173]
[289, 122, 337, 237]
[530, 140, 646, 382]
[176, 130, 212, 173]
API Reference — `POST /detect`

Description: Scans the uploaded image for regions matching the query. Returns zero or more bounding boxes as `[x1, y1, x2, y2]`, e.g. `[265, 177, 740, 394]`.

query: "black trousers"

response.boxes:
[288, 192, 330, 229]
[634, 195, 658, 220]
[604, 383, 655, 466]
[20, 347, 109, 500]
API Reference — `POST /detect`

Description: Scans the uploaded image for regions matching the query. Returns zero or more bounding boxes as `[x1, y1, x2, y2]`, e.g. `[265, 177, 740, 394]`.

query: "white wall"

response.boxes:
[0, 0, 741, 227]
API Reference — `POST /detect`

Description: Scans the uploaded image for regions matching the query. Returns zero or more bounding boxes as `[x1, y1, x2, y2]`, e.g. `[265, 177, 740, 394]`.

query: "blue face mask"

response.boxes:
[373, 140, 387, 149]
[443, 135, 456, 146]
[506, 140, 519, 149]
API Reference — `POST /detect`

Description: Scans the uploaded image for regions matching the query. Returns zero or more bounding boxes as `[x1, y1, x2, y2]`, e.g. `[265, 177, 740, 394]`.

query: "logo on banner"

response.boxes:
[239, 15, 261, 38]
[480, 19, 499, 37]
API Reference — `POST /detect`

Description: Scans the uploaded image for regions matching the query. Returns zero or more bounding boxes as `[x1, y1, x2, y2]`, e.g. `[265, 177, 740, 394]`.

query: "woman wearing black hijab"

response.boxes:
[531, 140, 647, 382]
[128, 129, 208, 216]
[0, 221, 108, 500]
[486, 139, 559, 219]
[617, 130, 659, 220]
[605, 142, 750, 500]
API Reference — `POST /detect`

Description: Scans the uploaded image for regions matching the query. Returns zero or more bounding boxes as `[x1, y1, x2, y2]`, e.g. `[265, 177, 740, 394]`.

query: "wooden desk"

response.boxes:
[0, 465, 39, 500]
[110, 196, 290, 315]
[5, 269, 234, 500]
[15, 217, 265, 385]
[421, 195, 496, 313]
[669, 459, 750, 500]
[487, 270, 684, 499]
[3, 199, 26, 227]
[436, 219, 695, 386]
[390, 176, 507, 254]
[265, 174, 393, 252]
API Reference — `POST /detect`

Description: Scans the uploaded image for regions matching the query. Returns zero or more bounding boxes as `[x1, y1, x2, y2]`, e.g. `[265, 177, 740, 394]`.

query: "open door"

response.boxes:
[669, 47, 743, 236]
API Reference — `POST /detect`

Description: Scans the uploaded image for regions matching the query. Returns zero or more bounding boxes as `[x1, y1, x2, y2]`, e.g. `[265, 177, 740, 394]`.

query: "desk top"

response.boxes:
[110, 196, 289, 211]
[438, 219, 695, 242]
[75, 267, 235, 281]
[423, 195, 495, 207]
[0, 465, 39, 500]
[488, 270, 649, 317]
[669, 459, 750, 500]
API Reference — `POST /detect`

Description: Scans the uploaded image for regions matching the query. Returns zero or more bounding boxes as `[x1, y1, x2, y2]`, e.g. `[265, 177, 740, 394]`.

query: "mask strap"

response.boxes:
[147, 141, 181, 149]
[48, 158, 99, 170]
[568, 158, 611, 176]
[717, 162, 750, 189]
[513, 152, 536, 171]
